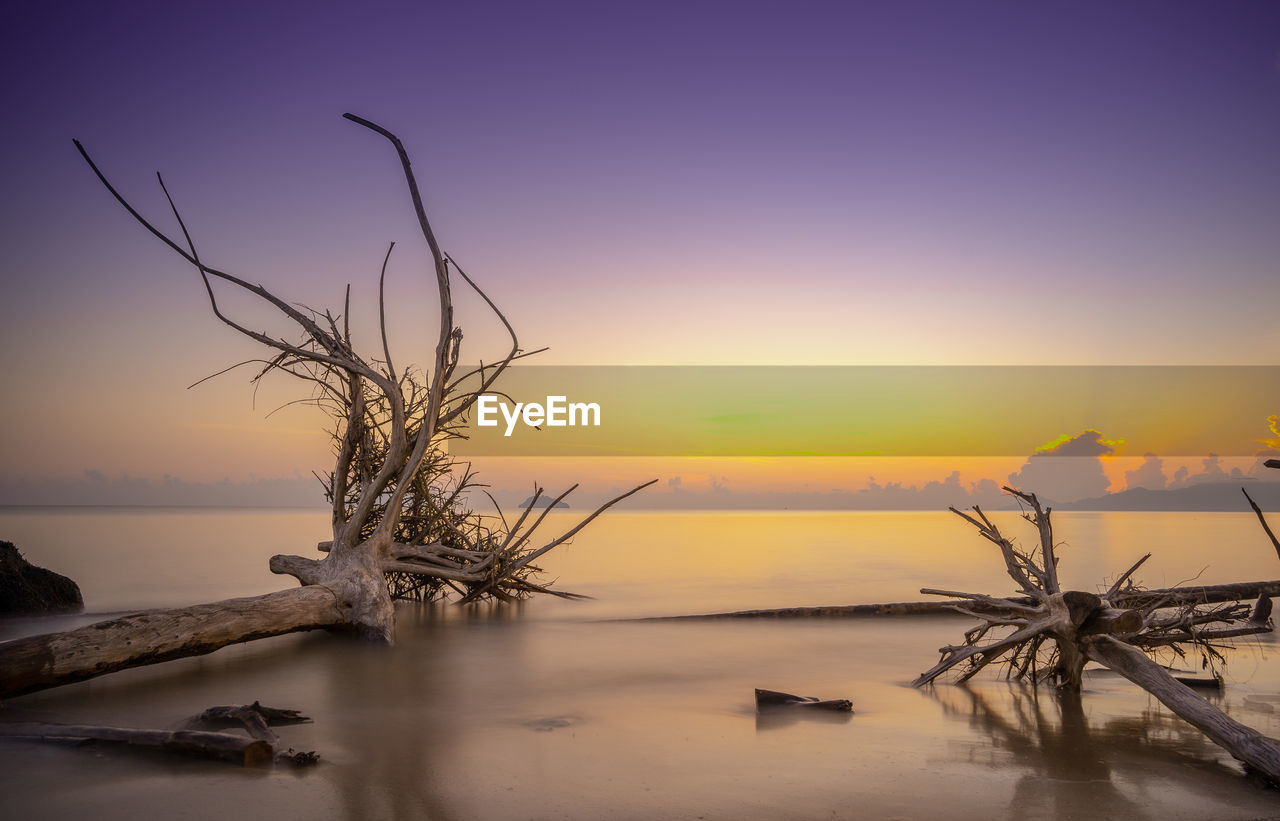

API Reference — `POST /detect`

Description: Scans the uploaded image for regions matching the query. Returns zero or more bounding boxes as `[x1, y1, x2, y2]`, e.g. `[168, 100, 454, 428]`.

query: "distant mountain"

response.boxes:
[1061, 481, 1280, 512]
[519, 495, 569, 509]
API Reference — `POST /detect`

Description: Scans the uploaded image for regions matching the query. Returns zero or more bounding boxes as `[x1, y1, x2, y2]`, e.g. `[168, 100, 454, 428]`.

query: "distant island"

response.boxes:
[1059, 481, 1280, 512]
[520, 495, 569, 509]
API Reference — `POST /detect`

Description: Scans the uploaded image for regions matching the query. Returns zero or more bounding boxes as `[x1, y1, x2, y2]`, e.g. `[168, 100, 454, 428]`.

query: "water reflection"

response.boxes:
[754, 706, 854, 732]
[323, 604, 465, 821]
[932, 682, 1247, 819]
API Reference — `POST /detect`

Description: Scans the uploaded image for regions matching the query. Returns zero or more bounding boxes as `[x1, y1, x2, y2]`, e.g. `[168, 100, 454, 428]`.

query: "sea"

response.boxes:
[2, 508, 1279, 820]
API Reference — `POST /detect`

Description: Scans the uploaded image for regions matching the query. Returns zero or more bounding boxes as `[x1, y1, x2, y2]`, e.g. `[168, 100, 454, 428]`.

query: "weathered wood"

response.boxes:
[1128, 623, 1273, 648]
[1105, 552, 1152, 598]
[1243, 487, 1280, 560]
[1087, 635, 1280, 783]
[910, 484, 1280, 784]
[0, 722, 273, 765]
[1251, 594, 1273, 625]
[640, 601, 970, 620]
[1113, 581, 1280, 610]
[0, 586, 346, 699]
[4, 117, 653, 711]
[1062, 591, 1102, 627]
[194, 702, 311, 744]
[1079, 606, 1143, 636]
[643, 581, 1280, 622]
[913, 619, 1050, 687]
[754, 689, 853, 712]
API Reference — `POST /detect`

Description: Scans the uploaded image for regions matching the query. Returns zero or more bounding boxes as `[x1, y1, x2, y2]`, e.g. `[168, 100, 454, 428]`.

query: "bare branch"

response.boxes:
[1243, 487, 1280, 560]
[1105, 553, 1152, 599]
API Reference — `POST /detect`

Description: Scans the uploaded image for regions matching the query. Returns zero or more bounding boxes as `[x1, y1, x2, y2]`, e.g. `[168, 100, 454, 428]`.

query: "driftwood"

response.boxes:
[191, 701, 311, 745]
[914, 485, 1280, 783]
[0, 701, 315, 766]
[0, 116, 651, 701]
[0, 723, 273, 765]
[0, 588, 345, 699]
[640, 581, 1280, 622]
[1243, 487, 1280, 560]
[755, 688, 853, 712]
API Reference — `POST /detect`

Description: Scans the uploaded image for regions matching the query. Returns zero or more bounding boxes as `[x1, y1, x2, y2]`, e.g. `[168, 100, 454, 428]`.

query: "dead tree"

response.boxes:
[0, 115, 652, 699]
[914, 485, 1280, 783]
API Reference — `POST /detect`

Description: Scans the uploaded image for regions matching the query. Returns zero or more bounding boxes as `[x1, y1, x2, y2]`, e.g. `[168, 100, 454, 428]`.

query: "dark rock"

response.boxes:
[0, 541, 83, 615]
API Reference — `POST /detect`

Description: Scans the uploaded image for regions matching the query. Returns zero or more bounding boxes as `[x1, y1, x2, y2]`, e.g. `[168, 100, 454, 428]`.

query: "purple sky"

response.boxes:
[1, 1, 1278, 486]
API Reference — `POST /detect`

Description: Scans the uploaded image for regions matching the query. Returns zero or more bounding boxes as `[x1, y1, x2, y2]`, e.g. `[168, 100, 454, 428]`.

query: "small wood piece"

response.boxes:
[193, 702, 311, 744]
[755, 689, 853, 712]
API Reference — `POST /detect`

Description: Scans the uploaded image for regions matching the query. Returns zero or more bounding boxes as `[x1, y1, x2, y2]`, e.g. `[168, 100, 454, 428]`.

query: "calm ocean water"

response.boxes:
[2, 508, 1280, 819]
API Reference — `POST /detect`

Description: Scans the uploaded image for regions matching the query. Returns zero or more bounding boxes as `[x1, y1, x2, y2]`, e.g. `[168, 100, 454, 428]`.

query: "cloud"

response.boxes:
[855, 471, 1007, 509]
[1009, 430, 1116, 502]
[1249, 416, 1280, 477]
[1264, 415, 1280, 450]
[1034, 430, 1122, 457]
[1124, 453, 1166, 491]
[1176, 453, 1228, 486]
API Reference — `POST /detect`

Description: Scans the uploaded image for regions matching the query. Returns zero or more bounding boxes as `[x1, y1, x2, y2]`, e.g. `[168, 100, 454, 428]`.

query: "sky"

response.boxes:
[1, 1, 1277, 505]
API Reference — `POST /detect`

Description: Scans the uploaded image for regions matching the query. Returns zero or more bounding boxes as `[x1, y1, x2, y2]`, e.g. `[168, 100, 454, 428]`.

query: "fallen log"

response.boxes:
[1114, 581, 1280, 611]
[639, 601, 968, 620]
[0, 722, 272, 765]
[0, 587, 347, 699]
[637, 581, 1280, 622]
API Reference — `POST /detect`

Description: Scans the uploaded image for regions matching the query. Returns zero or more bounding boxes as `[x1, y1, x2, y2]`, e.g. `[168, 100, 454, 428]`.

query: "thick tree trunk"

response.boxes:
[1087, 635, 1280, 783]
[0, 585, 350, 699]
